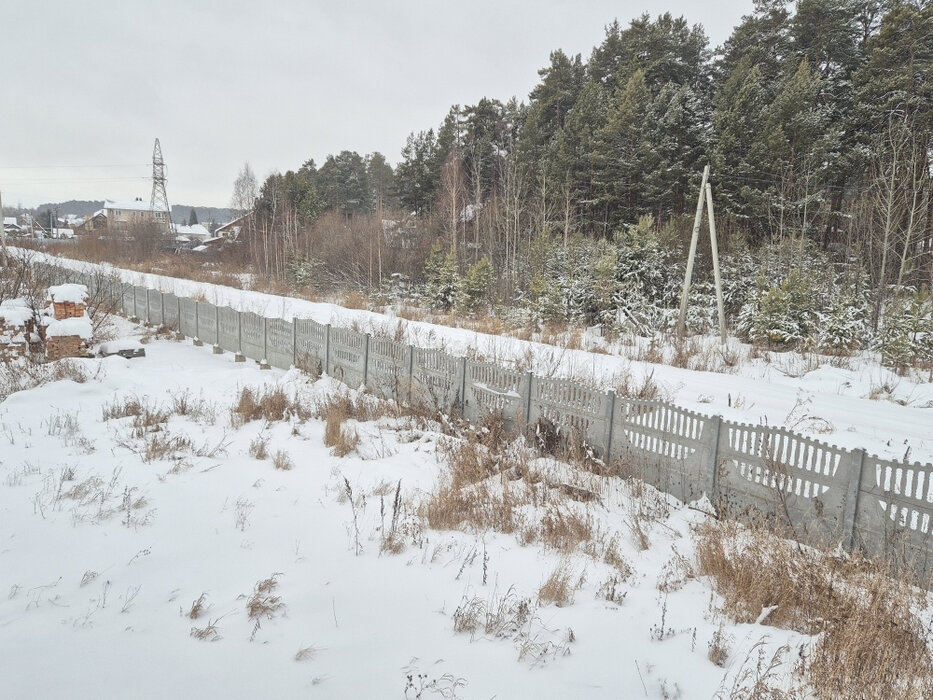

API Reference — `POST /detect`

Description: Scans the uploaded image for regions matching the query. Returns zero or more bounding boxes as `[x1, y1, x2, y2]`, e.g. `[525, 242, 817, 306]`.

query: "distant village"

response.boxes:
[3, 199, 246, 254]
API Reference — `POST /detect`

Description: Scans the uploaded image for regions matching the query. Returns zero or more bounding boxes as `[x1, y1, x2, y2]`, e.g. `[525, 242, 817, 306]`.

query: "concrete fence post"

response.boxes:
[213, 305, 222, 354]
[132, 286, 138, 320]
[458, 356, 467, 413]
[160, 292, 165, 329]
[604, 389, 616, 461]
[407, 344, 414, 405]
[292, 317, 298, 367]
[842, 448, 866, 553]
[324, 324, 331, 375]
[524, 371, 534, 426]
[193, 303, 202, 345]
[262, 318, 268, 366]
[363, 333, 371, 388]
[706, 415, 723, 504]
[235, 311, 244, 362]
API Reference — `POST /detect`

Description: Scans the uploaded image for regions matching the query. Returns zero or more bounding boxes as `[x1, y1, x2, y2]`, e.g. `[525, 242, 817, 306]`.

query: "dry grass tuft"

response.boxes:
[190, 619, 221, 641]
[696, 519, 933, 698]
[188, 592, 209, 619]
[245, 573, 285, 621]
[272, 450, 294, 470]
[248, 436, 269, 460]
[538, 561, 579, 607]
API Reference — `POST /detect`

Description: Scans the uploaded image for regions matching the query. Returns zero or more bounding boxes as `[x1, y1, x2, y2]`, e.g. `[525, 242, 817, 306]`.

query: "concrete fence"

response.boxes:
[42, 262, 933, 583]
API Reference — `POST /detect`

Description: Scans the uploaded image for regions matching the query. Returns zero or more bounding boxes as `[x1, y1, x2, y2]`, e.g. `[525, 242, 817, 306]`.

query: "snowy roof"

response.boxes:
[0, 305, 33, 327]
[50, 228, 75, 238]
[92, 209, 107, 218]
[47, 283, 89, 304]
[173, 223, 210, 238]
[105, 198, 169, 213]
[3, 216, 19, 227]
[46, 316, 93, 340]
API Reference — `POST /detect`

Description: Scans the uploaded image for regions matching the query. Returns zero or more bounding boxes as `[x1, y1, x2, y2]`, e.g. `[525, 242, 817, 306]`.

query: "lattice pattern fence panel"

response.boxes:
[328, 327, 366, 388]
[196, 303, 218, 346]
[366, 336, 410, 400]
[294, 319, 327, 375]
[856, 456, 933, 581]
[463, 362, 526, 428]
[240, 312, 264, 361]
[217, 307, 240, 353]
[411, 348, 461, 410]
[265, 318, 294, 370]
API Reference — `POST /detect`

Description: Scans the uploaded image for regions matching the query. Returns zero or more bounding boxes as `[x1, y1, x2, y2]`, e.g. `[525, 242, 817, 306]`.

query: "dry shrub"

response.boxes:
[231, 386, 306, 426]
[538, 561, 578, 607]
[272, 450, 294, 470]
[696, 520, 933, 699]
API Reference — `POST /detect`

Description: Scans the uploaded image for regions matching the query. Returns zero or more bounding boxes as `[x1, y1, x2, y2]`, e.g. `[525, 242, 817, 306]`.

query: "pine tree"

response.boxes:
[591, 70, 651, 227]
[187, 208, 198, 226]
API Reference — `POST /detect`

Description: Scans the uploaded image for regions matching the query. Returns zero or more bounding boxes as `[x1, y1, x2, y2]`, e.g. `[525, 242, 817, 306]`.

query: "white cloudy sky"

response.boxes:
[0, 0, 751, 209]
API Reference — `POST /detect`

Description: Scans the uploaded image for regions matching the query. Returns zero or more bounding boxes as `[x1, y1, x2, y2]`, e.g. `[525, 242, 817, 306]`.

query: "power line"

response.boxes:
[0, 164, 150, 170]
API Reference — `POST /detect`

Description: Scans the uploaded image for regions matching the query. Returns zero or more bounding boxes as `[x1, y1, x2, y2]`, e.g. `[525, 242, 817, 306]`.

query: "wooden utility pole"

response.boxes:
[677, 166, 727, 343]
[677, 165, 710, 334]
[705, 183, 727, 343]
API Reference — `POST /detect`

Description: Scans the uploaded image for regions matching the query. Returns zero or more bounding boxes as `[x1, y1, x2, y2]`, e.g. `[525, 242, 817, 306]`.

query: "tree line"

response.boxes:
[229, 0, 931, 365]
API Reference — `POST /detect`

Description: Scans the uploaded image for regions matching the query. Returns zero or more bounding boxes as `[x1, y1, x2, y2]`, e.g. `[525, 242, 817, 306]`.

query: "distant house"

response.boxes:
[3, 216, 22, 235]
[104, 198, 170, 235]
[75, 209, 107, 236]
[214, 213, 249, 241]
[172, 223, 211, 243]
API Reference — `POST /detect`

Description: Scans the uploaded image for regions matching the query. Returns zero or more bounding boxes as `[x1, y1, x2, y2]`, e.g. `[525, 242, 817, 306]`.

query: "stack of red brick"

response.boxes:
[45, 284, 93, 360]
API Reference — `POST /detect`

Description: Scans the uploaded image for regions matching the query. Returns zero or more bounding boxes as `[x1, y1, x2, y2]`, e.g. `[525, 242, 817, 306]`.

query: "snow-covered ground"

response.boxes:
[0, 317, 819, 699]
[30, 251, 933, 465]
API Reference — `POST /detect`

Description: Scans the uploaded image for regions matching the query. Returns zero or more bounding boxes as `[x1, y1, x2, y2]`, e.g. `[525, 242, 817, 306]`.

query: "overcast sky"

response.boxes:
[1, 0, 751, 210]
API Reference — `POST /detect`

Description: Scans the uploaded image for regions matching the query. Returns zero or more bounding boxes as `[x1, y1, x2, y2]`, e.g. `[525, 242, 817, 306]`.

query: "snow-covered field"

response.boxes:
[34, 251, 933, 465]
[0, 317, 819, 699]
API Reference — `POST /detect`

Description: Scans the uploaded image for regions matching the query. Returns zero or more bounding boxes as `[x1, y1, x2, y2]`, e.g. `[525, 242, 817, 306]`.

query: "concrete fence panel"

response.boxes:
[121, 284, 136, 318]
[328, 327, 366, 388]
[179, 298, 197, 338]
[463, 361, 526, 429]
[240, 312, 264, 361]
[217, 307, 240, 354]
[265, 318, 294, 370]
[528, 378, 609, 454]
[411, 348, 461, 410]
[294, 319, 327, 375]
[612, 399, 712, 504]
[134, 286, 149, 321]
[162, 293, 179, 331]
[147, 290, 164, 327]
[196, 302, 218, 346]
[366, 336, 410, 400]
[717, 422, 849, 548]
[855, 455, 933, 582]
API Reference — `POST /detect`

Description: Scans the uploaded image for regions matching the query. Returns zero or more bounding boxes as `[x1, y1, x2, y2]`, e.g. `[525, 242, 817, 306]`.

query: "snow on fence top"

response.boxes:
[46, 317, 93, 339]
[47, 284, 88, 304]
